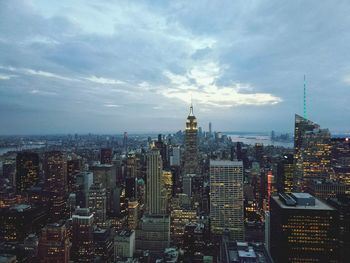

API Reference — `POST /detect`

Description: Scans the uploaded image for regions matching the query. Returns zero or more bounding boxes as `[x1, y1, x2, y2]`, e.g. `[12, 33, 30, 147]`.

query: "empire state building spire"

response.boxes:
[184, 103, 198, 174]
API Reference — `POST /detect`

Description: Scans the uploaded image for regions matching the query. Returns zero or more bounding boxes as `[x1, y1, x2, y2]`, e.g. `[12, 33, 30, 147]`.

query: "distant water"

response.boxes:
[0, 144, 45, 156]
[227, 134, 293, 148]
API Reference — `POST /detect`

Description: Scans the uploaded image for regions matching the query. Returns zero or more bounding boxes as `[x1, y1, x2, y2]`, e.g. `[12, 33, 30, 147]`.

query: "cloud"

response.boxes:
[0, 74, 16, 80]
[1, 1, 350, 133]
[30, 89, 58, 96]
[85, 75, 125, 85]
[161, 62, 282, 107]
[104, 104, 122, 108]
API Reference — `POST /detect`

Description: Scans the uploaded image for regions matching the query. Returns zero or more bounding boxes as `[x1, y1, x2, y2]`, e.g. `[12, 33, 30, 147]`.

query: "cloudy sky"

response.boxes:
[1, 0, 350, 134]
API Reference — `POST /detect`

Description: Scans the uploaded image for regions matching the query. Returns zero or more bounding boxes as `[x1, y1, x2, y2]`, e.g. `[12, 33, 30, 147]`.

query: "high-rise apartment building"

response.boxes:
[270, 193, 338, 263]
[209, 160, 244, 240]
[16, 152, 39, 193]
[184, 104, 198, 175]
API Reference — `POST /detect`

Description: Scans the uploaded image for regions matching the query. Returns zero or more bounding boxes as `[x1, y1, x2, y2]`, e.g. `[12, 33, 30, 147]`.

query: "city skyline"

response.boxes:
[1, 1, 350, 134]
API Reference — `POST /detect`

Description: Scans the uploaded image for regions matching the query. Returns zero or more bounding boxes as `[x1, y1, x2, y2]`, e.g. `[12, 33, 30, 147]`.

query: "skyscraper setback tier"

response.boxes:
[209, 160, 244, 241]
[184, 104, 198, 175]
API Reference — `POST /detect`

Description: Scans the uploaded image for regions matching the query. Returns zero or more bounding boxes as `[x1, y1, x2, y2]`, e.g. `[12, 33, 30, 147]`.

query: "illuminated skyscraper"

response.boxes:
[209, 160, 244, 240]
[88, 182, 106, 227]
[270, 193, 338, 263]
[127, 200, 139, 230]
[277, 154, 294, 193]
[294, 114, 332, 189]
[71, 208, 94, 263]
[301, 128, 332, 184]
[44, 151, 67, 222]
[184, 104, 198, 175]
[146, 149, 165, 215]
[16, 152, 39, 193]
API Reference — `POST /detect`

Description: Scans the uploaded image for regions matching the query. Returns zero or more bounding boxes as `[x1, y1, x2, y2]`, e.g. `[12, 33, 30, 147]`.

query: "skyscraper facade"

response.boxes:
[88, 182, 106, 227]
[37, 221, 70, 263]
[184, 104, 198, 175]
[294, 114, 332, 189]
[71, 208, 94, 263]
[146, 149, 164, 215]
[270, 193, 338, 263]
[44, 151, 68, 222]
[16, 152, 39, 193]
[209, 160, 244, 240]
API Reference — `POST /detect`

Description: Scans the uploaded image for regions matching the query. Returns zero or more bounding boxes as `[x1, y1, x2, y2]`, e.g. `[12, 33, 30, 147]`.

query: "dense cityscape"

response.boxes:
[1, 1, 350, 263]
[0, 103, 349, 262]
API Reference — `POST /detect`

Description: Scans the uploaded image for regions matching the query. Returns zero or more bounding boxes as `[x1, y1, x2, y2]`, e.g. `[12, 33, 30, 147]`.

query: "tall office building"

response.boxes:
[277, 154, 294, 193]
[67, 158, 81, 193]
[100, 148, 112, 164]
[184, 104, 198, 175]
[37, 221, 70, 263]
[182, 174, 192, 197]
[127, 200, 139, 230]
[170, 146, 181, 167]
[293, 114, 320, 189]
[154, 134, 169, 169]
[209, 160, 244, 240]
[146, 149, 165, 215]
[44, 151, 67, 222]
[90, 164, 117, 214]
[16, 152, 39, 193]
[209, 122, 212, 136]
[88, 182, 106, 227]
[331, 137, 350, 193]
[71, 208, 94, 263]
[302, 128, 332, 182]
[327, 194, 350, 263]
[270, 193, 338, 263]
[123, 132, 128, 153]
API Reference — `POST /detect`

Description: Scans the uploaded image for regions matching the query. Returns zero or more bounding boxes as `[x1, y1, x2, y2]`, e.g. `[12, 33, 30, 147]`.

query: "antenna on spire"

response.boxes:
[189, 92, 194, 116]
[303, 75, 307, 119]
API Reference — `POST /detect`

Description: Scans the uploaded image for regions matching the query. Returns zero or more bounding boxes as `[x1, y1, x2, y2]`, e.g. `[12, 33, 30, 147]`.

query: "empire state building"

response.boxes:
[184, 103, 198, 174]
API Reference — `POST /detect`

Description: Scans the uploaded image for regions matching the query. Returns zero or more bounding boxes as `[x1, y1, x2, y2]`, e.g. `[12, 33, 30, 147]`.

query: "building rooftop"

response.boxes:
[10, 204, 31, 212]
[210, 160, 243, 166]
[222, 240, 273, 263]
[273, 193, 335, 211]
[116, 229, 134, 238]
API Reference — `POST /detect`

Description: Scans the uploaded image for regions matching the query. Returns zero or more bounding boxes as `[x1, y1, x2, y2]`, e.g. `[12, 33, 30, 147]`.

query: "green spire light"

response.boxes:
[303, 75, 307, 119]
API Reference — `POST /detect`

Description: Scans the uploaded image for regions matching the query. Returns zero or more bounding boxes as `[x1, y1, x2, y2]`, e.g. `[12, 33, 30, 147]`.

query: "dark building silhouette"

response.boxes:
[37, 221, 70, 263]
[100, 148, 112, 164]
[327, 194, 350, 263]
[16, 152, 39, 193]
[270, 193, 338, 263]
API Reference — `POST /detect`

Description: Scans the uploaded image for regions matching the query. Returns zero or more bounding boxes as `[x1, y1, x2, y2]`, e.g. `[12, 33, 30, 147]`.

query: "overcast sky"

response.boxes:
[1, 0, 350, 135]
